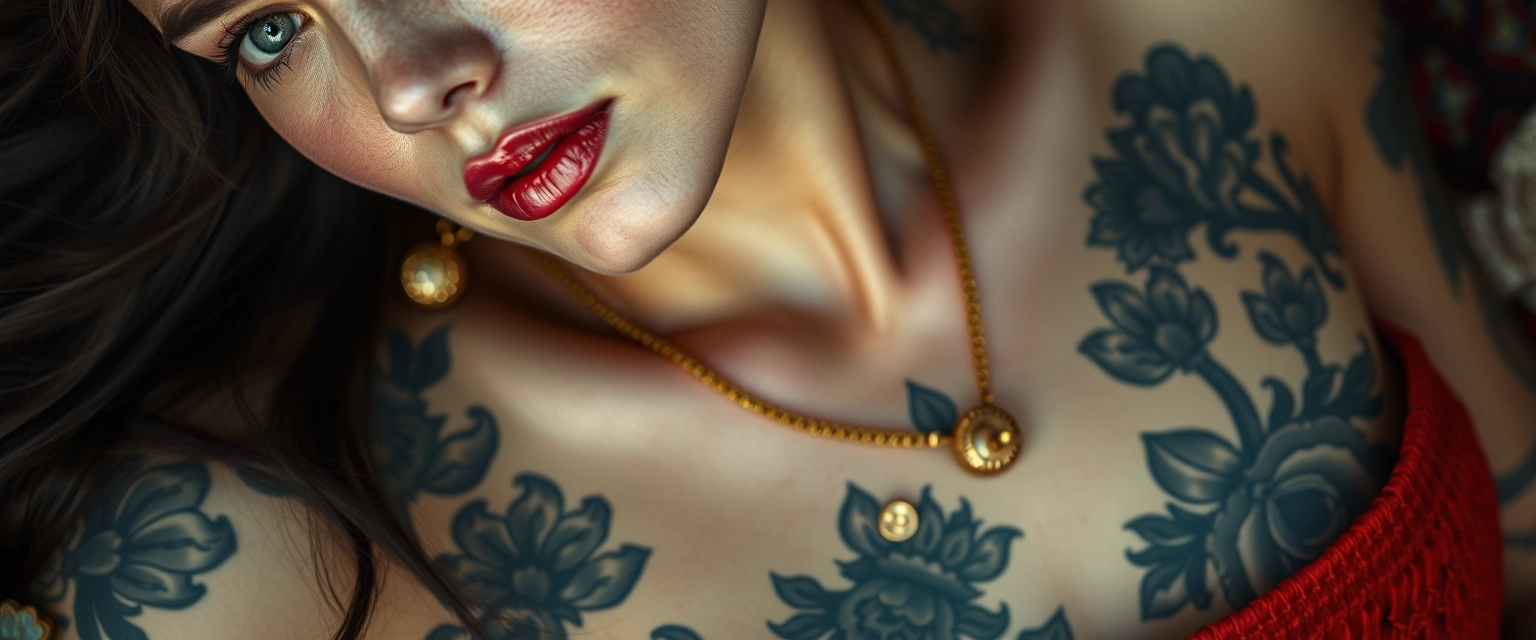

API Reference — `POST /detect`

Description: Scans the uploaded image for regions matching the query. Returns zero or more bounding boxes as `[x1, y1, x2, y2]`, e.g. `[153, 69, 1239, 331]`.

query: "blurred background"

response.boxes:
[1387, 0, 1536, 333]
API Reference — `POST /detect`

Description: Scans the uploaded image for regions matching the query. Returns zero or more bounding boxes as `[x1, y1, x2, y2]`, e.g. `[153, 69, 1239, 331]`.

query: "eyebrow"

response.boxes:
[157, 0, 249, 47]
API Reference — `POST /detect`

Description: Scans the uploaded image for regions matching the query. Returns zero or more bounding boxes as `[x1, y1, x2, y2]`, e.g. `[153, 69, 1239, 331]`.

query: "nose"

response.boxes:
[368, 27, 499, 133]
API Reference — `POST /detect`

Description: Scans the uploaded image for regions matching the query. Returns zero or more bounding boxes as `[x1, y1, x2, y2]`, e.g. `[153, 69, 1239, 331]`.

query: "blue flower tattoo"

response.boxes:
[1080, 44, 1393, 619]
[373, 325, 499, 513]
[32, 457, 237, 640]
[1085, 45, 1342, 288]
[767, 483, 1019, 640]
[431, 473, 651, 638]
[1079, 267, 1219, 389]
[1080, 256, 1388, 619]
[1242, 252, 1327, 359]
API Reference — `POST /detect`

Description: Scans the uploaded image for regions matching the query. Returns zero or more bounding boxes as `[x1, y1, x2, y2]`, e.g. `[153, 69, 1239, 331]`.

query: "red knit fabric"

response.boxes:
[1193, 323, 1504, 639]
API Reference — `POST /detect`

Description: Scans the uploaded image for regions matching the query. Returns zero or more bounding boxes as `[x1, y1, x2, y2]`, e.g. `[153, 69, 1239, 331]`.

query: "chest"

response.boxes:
[378, 240, 1397, 640]
[372, 17, 1396, 638]
[384, 337, 1198, 639]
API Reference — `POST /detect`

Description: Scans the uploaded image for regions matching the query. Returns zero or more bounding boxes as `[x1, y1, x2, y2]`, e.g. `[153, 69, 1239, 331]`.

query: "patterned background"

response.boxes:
[1388, 0, 1536, 329]
[1388, 0, 1536, 192]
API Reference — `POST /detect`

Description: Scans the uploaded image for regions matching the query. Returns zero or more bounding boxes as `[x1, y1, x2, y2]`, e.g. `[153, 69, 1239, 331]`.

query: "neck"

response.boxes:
[482, 0, 1018, 342]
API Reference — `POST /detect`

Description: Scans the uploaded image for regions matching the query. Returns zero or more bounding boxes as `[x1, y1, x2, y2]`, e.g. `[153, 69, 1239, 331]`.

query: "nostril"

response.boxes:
[371, 27, 497, 132]
[443, 81, 478, 109]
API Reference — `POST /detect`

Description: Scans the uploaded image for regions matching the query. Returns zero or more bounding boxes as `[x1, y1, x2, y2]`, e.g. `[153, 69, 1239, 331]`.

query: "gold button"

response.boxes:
[878, 499, 919, 542]
[951, 405, 1023, 475]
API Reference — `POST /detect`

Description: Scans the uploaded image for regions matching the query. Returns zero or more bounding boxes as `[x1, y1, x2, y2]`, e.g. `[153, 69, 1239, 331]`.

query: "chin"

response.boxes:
[552, 119, 731, 274]
[555, 167, 716, 275]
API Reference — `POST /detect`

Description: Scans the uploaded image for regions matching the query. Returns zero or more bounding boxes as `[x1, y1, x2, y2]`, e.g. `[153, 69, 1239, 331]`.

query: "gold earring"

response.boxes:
[401, 220, 473, 310]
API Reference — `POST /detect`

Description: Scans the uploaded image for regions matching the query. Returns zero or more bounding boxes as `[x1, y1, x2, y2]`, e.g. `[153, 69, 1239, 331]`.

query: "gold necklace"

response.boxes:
[534, 0, 1021, 475]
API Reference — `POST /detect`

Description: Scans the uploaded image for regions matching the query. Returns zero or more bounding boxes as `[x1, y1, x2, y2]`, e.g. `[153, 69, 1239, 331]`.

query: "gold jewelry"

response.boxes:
[534, 0, 1022, 475]
[402, 220, 474, 310]
[0, 599, 54, 640]
[879, 499, 920, 542]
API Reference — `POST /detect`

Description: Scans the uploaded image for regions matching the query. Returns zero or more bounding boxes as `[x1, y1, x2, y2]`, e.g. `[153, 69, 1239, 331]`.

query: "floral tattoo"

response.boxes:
[373, 325, 499, 514]
[428, 473, 651, 639]
[1082, 263, 1388, 618]
[767, 482, 1073, 639]
[1080, 44, 1392, 620]
[33, 457, 237, 640]
[1084, 45, 1343, 289]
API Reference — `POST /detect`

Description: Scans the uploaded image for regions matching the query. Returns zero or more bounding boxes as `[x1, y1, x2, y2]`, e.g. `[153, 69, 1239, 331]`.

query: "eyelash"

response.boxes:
[215, 10, 304, 90]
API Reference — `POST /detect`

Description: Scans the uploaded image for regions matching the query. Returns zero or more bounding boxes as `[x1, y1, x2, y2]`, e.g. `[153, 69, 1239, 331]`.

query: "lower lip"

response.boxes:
[487, 106, 611, 221]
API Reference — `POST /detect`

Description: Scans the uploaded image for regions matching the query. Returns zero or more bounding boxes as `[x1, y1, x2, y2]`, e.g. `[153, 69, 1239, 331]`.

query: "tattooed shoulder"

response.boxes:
[24, 324, 502, 640]
[1081, 43, 1394, 623]
[34, 456, 240, 640]
[373, 324, 500, 515]
[423, 473, 653, 639]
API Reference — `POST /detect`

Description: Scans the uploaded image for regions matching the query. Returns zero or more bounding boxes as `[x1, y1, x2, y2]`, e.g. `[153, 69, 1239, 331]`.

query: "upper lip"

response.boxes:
[463, 100, 612, 201]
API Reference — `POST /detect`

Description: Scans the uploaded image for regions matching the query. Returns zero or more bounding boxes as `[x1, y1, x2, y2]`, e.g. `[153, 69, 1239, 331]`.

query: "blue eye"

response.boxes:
[238, 13, 304, 65]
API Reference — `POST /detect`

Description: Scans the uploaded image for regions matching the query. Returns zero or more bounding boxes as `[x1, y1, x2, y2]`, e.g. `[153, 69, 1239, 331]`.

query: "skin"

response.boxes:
[56, 0, 1535, 637]
[147, 0, 767, 274]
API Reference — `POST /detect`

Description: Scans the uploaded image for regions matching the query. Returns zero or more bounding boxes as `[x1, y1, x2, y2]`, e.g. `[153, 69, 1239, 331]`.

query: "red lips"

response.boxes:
[464, 100, 612, 221]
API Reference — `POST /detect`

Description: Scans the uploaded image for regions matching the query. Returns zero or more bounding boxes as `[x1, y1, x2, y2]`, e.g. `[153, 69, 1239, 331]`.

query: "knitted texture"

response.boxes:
[1193, 323, 1503, 638]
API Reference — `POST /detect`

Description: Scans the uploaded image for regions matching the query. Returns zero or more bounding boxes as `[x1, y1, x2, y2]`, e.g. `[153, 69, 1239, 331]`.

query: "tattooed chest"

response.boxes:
[362, 42, 1398, 640]
[378, 262, 1394, 640]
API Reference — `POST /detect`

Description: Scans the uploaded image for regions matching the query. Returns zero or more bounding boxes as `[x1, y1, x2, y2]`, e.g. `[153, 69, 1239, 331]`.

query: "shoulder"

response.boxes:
[1072, 0, 1386, 119]
[30, 455, 441, 640]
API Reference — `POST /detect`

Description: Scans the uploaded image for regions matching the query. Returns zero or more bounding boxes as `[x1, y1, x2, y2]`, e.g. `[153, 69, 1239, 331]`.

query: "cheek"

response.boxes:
[250, 42, 444, 208]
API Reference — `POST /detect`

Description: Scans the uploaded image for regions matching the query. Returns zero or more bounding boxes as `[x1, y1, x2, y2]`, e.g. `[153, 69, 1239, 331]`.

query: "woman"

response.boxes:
[0, 0, 1530, 637]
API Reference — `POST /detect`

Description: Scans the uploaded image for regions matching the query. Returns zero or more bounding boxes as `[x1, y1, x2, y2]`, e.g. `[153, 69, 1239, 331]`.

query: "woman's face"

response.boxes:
[135, 0, 767, 273]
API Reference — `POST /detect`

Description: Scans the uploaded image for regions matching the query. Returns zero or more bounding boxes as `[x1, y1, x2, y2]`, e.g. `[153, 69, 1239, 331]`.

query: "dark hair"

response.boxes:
[0, 0, 484, 636]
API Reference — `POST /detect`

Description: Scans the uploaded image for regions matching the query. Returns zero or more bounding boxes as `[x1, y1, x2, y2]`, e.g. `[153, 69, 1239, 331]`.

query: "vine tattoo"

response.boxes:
[1082, 265, 1388, 618]
[766, 482, 1074, 640]
[428, 473, 651, 639]
[373, 325, 499, 514]
[32, 457, 237, 640]
[1082, 45, 1391, 620]
[880, 0, 975, 53]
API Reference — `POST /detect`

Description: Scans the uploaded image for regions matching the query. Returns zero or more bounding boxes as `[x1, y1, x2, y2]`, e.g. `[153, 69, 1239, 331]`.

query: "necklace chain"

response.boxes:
[532, 0, 1003, 460]
[854, 0, 995, 406]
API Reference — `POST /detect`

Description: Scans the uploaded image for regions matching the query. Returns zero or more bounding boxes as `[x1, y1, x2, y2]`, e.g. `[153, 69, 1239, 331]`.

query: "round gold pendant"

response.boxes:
[878, 499, 919, 542]
[950, 405, 1022, 475]
[401, 243, 467, 310]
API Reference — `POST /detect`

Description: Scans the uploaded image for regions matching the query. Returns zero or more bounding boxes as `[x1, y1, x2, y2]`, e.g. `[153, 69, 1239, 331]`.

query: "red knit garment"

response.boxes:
[1194, 324, 1504, 638]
